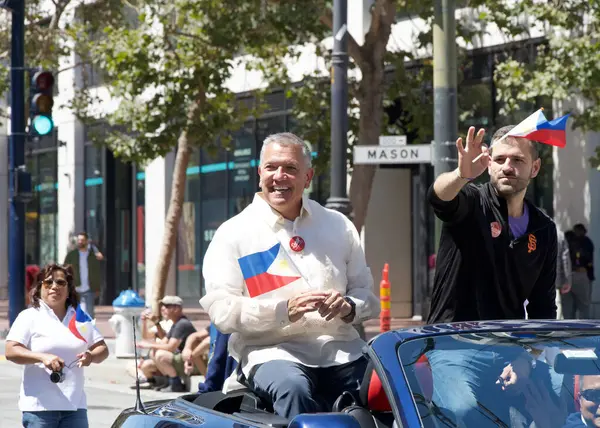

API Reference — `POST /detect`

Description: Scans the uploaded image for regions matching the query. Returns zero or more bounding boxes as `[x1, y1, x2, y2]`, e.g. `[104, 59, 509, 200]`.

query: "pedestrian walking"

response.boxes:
[63, 232, 103, 319]
[563, 223, 595, 318]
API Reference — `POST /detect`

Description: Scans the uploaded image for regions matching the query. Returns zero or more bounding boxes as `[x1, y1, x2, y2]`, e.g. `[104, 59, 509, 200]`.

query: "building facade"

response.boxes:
[2, 1, 600, 317]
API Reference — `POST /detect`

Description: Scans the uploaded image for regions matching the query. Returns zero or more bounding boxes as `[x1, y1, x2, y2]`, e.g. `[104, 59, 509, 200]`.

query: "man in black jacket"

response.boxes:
[428, 125, 557, 323]
[425, 125, 558, 426]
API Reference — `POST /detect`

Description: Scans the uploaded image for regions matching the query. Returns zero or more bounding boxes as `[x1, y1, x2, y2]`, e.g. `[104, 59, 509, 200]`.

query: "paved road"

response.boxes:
[0, 340, 186, 428]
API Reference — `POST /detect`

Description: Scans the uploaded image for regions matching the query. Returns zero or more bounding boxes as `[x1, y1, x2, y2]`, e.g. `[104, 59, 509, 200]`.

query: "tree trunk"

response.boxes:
[349, 68, 385, 233]
[150, 124, 193, 316]
[347, 0, 395, 233]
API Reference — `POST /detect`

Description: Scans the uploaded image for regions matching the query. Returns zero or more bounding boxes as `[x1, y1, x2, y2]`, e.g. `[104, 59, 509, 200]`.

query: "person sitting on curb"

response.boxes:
[182, 328, 211, 377]
[136, 296, 196, 392]
[129, 303, 173, 390]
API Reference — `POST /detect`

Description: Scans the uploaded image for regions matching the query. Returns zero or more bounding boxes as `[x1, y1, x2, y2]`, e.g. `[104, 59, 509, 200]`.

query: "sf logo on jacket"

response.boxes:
[528, 234, 537, 253]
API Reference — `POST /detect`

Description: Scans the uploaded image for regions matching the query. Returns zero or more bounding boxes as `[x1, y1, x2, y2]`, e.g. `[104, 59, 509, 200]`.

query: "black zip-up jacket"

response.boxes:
[427, 182, 557, 324]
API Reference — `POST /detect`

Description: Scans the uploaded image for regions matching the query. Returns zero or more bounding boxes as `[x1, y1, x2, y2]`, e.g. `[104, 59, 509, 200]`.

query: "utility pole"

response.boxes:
[326, 0, 367, 339]
[433, 0, 457, 251]
[325, 0, 351, 217]
[8, 0, 27, 325]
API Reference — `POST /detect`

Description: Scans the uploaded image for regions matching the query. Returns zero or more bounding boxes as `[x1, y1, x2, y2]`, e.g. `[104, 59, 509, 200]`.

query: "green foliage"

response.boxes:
[8, 0, 599, 171]
[67, 0, 336, 164]
[0, 0, 134, 117]
[483, 0, 600, 168]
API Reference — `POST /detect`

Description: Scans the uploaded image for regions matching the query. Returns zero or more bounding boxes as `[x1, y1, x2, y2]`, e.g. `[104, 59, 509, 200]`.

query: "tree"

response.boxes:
[482, 0, 600, 167]
[70, 0, 497, 313]
[70, 0, 331, 314]
[278, 0, 494, 232]
[3, 0, 526, 313]
[0, 0, 129, 118]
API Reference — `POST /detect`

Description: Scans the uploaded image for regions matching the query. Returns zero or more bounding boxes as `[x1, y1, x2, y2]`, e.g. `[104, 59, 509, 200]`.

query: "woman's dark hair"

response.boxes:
[30, 263, 80, 310]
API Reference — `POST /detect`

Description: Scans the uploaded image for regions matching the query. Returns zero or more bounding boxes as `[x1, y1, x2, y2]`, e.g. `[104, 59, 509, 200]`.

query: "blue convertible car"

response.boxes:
[112, 320, 600, 428]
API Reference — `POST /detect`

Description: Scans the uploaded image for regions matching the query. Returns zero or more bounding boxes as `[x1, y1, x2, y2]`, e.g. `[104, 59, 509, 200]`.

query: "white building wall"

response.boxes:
[144, 152, 176, 308]
[56, 28, 86, 262]
[554, 97, 600, 316]
[365, 168, 413, 318]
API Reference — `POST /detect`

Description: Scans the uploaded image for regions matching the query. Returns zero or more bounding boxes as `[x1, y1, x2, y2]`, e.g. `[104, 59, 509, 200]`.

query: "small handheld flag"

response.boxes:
[238, 243, 301, 298]
[68, 305, 92, 343]
[472, 108, 570, 163]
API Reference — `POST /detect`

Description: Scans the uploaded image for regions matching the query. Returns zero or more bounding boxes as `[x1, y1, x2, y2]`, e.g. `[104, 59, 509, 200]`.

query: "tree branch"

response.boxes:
[363, 0, 396, 53]
[57, 61, 87, 74]
[319, 7, 365, 69]
[33, 0, 72, 64]
[173, 30, 203, 41]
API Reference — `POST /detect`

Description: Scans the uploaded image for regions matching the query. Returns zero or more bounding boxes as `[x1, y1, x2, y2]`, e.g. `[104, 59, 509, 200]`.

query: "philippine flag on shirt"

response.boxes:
[238, 243, 302, 298]
[68, 305, 93, 343]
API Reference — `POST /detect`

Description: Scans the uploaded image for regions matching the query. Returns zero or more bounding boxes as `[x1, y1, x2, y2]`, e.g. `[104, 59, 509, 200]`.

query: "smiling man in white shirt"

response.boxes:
[200, 132, 379, 419]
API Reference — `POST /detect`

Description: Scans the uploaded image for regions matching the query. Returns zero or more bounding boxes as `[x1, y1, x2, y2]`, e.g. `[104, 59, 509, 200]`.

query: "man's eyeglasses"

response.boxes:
[42, 278, 68, 288]
[581, 389, 600, 402]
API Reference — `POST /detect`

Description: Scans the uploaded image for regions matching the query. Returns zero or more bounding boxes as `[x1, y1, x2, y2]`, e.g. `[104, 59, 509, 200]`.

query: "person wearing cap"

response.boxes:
[136, 295, 197, 392]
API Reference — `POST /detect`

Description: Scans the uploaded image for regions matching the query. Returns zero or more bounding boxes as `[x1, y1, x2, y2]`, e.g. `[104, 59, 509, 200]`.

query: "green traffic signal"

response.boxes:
[32, 115, 53, 136]
[29, 70, 55, 137]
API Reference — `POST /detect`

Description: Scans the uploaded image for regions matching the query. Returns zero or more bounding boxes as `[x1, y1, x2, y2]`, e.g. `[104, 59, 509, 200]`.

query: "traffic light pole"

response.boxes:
[433, 0, 457, 251]
[9, 0, 26, 325]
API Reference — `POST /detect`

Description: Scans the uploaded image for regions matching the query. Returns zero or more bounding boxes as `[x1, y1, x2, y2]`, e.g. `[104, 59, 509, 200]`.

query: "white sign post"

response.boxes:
[353, 136, 432, 165]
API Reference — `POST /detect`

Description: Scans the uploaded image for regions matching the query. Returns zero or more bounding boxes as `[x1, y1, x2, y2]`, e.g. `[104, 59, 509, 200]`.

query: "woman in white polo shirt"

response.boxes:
[5, 263, 109, 428]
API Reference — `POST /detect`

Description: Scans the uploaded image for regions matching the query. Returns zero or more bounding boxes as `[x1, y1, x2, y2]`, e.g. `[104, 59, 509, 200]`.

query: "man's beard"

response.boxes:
[491, 173, 530, 198]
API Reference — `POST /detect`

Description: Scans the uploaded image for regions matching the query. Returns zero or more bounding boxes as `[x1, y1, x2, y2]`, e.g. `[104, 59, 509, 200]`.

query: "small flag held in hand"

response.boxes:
[472, 108, 570, 163]
[494, 108, 570, 148]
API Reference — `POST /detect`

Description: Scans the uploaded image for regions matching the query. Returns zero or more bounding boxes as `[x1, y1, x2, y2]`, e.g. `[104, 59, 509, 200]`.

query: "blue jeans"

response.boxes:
[248, 358, 367, 419]
[425, 349, 562, 427]
[425, 349, 510, 427]
[22, 409, 88, 428]
[79, 290, 95, 319]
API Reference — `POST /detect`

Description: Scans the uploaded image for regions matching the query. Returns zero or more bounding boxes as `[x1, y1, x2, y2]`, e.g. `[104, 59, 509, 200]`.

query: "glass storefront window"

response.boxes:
[25, 150, 58, 267]
[229, 123, 256, 216]
[111, 156, 132, 293]
[177, 150, 201, 301]
[84, 144, 105, 252]
[136, 168, 146, 295]
[199, 147, 228, 296]
[458, 81, 493, 136]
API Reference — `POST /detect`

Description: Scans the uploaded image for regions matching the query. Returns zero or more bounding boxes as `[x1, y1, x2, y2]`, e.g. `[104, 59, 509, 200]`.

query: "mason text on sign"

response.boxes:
[353, 144, 432, 164]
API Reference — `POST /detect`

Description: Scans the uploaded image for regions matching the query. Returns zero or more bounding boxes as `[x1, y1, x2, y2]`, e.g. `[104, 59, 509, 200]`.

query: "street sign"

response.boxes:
[353, 144, 432, 165]
[379, 135, 407, 146]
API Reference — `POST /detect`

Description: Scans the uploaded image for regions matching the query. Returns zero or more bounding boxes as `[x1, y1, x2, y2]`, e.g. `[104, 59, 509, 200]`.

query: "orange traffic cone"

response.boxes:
[380, 263, 391, 332]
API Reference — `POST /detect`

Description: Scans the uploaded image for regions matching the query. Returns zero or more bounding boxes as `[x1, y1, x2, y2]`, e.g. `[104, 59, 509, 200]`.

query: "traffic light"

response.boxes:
[29, 70, 55, 137]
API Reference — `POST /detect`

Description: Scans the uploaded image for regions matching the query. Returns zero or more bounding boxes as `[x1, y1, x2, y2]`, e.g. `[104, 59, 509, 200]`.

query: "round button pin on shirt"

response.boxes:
[290, 236, 305, 252]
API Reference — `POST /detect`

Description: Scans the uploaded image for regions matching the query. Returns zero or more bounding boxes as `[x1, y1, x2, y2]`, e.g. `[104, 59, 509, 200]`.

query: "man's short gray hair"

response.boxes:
[259, 132, 312, 168]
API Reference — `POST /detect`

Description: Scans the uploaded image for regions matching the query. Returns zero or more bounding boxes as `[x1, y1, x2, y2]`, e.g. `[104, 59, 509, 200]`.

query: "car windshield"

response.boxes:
[398, 330, 600, 428]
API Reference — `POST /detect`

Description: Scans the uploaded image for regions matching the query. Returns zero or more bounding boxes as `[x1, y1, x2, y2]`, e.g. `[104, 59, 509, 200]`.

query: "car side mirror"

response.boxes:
[289, 413, 361, 428]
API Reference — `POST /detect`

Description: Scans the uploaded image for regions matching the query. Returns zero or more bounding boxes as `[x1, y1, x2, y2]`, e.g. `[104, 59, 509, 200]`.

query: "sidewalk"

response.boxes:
[0, 299, 423, 340]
